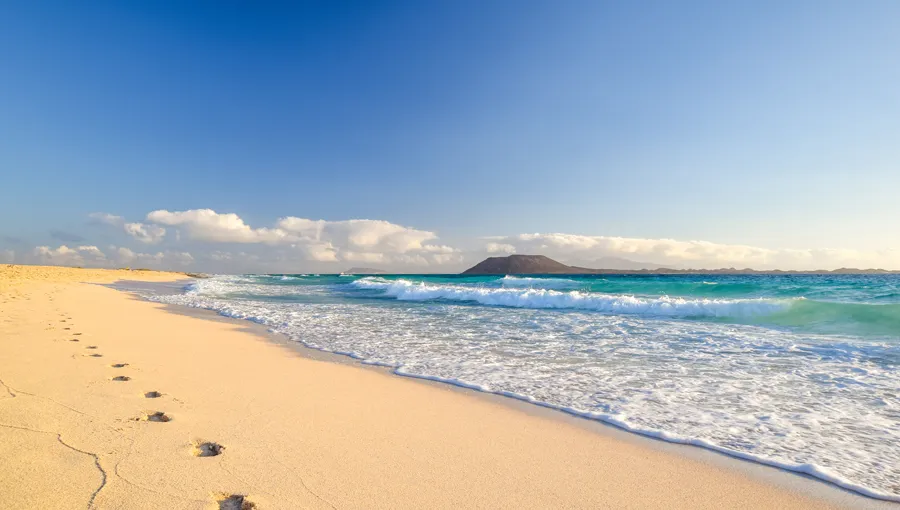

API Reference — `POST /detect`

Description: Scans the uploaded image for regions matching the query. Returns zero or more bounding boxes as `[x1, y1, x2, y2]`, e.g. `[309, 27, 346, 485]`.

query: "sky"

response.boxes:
[1, 1, 899, 272]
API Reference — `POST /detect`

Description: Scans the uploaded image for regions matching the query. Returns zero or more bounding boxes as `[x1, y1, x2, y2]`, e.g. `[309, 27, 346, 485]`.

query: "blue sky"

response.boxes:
[2, 1, 899, 271]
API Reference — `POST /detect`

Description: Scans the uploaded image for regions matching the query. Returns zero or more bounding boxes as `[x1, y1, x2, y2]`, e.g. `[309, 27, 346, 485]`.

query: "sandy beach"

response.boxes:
[0, 265, 876, 509]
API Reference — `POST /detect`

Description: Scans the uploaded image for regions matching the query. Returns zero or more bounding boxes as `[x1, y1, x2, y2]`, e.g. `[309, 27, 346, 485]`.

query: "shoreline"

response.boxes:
[0, 266, 890, 508]
[121, 279, 896, 509]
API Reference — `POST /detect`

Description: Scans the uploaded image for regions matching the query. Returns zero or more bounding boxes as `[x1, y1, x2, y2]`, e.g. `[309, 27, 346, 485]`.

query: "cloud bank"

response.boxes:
[483, 233, 900, 270]
[31, 244, 193, 268]
[33, 245, 108, 266]
[4, 209, 897, 272]
[145, 209, 460, 267]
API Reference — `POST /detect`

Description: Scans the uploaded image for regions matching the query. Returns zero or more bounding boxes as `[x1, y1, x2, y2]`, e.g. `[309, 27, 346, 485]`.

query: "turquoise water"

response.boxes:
[350, 273, 900, 337]
[147, 273, 900, 501]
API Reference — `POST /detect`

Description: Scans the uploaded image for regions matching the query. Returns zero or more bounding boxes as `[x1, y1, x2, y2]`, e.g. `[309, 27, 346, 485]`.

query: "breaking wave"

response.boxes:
[351, 277, 788, 318]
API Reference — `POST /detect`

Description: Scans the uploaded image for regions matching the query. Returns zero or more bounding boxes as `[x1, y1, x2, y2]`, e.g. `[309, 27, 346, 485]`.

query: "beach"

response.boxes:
[0, 266, 880, 509]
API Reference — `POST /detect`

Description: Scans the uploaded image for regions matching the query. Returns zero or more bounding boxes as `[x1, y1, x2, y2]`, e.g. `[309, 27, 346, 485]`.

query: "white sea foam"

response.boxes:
[353, 277, 789, 318]
[144, 275, 900, 502]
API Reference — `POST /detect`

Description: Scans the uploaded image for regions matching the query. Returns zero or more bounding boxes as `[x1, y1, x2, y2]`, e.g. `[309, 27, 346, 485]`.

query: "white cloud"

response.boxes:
[77, 245, 105, 258]
[88, 212, 124, 226]
[483, 233, 900, 270]
[421, 244, 457, 254]
[90, 212, 166, 244]
[145, 209, 458, 266]
[111, 246, 193, 267]
[485, 242, 516, 254]
[431, 252, 465, 265]
[302, 242, 339, 262]
[27, 243, 193, 270]
[33, 245, 107, 267]
[1, 249, 14, 263]
[123, 222, 166, 244]
[114, 247, 156, 265]
[276, 218, 441, 253]
[147, 209, 288, 244]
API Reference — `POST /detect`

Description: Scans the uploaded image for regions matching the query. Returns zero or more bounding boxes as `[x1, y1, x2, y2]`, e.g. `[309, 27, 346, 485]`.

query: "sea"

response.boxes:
[141, 273, 900, 501]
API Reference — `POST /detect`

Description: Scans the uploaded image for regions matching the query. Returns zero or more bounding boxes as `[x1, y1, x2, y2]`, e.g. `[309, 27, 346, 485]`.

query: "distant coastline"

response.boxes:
[342, 267, 388, 274]
[462, 255, 900, 276]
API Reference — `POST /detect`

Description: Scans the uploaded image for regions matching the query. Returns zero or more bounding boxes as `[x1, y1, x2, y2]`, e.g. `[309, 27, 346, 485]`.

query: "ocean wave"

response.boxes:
[499, 275, 579, 289]
[351, 277, 789, 317]
[764, 299, 900, 337]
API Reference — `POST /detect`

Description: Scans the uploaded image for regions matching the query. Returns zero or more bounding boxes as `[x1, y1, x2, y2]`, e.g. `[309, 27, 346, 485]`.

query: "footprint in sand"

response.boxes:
[85, 353, 103, 358]
[69, 339, 79, 342]
[109, 363, 128, 368]
[191, 440, 224, 457]
[215, 494, 255, 510]
[144, 391, 162, 398]
[72, 333, 82, 336]
[139, 411, 170, 422]
[63, 327, 70, 330]
[110, 376, 131, 382]
[85, 346, 98, 349]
